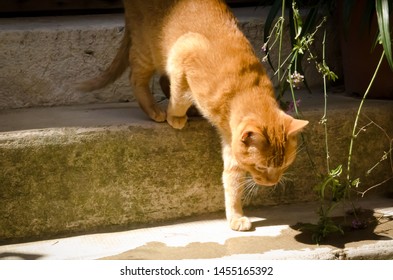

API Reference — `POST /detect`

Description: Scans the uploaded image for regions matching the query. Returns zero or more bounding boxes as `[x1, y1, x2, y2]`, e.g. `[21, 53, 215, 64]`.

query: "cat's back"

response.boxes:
[162, 0, 243, 46]
[124, 0, 246, 62]
[125, 0, 235, 29]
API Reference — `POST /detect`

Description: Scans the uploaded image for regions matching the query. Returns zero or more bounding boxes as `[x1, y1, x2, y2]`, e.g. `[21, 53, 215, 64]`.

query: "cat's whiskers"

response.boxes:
[242, 178, 258, 204]
[235, 175, 259, 204]
[271, 172, 293, 194]
[236, 175, 257, 203]
[295, 142, 306, 155]
[237, 169, 294, 202]
[236, 176, 254, 190]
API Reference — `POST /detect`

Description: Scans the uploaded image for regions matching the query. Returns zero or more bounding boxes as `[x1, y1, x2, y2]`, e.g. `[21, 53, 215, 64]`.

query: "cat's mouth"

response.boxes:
[252, 176, 278, 187]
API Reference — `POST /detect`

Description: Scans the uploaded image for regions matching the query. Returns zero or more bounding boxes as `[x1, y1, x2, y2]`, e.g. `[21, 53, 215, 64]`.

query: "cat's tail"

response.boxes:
[76, 26, 131, 92]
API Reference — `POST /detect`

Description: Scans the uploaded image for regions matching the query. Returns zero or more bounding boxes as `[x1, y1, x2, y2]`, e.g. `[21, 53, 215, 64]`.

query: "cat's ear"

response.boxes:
[287, 117, 309, 136]
[281, 112, 308, 135]
[240, 131, 255, 145]
[241, 129, 267, 147]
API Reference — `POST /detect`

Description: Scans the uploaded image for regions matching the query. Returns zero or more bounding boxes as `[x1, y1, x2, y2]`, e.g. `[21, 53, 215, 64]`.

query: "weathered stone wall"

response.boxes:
[0, 8, 341, 109]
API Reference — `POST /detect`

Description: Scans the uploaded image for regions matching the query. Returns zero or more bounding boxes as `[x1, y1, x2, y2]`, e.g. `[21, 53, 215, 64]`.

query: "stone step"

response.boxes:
[1, 197, 392, 260]
[0, 7, 335, 109]
[1, 91, 392, 244]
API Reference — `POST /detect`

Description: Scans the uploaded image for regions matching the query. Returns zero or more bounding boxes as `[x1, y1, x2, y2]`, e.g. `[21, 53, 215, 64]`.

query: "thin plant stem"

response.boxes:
[358, 176, 393, 197]
[274, 52, 293, 77]
[321, 30, 330, 173]
[288, 69, 300, 116]
[346, 51, 386, 182]
[277, 0, 286, 90]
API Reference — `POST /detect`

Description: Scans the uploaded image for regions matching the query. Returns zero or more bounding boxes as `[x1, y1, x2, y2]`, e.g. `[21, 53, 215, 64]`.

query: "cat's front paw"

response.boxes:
[167, 115, 188, 129]
[230, 216, 252, 231]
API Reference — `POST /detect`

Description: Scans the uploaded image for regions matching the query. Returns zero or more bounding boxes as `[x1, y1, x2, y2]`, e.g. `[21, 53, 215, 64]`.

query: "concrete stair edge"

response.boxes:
[1, 92, 392, 243]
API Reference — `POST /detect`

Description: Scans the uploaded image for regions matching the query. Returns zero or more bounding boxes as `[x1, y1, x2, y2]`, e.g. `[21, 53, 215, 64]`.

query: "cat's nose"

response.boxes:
[253, 176, 276, 187]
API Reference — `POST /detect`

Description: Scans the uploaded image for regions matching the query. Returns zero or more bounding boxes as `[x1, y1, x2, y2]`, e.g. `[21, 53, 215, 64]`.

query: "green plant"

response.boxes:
[263, 0, 335, 98]
[311, 46, 392, 244]
[262, 0, 393, 243]
[263, 0, 393, 96]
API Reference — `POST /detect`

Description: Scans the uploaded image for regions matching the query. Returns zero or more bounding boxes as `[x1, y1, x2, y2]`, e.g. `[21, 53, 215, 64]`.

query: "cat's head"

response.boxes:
[232, 112, 308, 186]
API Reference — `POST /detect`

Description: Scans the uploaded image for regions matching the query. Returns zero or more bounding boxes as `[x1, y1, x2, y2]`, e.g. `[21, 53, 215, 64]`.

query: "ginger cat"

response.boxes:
[78, 0, 308, 231]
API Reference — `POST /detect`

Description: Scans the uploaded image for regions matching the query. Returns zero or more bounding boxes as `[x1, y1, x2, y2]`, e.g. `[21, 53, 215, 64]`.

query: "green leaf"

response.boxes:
[292, 2, 302, 39]
[376, 0, 393, 69]
[330, 165, 343, 177]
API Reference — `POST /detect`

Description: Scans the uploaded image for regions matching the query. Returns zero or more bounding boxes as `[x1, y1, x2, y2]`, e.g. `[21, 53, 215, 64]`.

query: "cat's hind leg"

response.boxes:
[129, 56, 166, 122]
[160, 74, 202, 118]
[166, 32, 209, 129]
[159, 72, 192, 128]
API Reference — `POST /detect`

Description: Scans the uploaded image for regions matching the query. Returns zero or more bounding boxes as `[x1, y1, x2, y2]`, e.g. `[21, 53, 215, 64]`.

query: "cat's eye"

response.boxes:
[255, 165, 267, 172]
